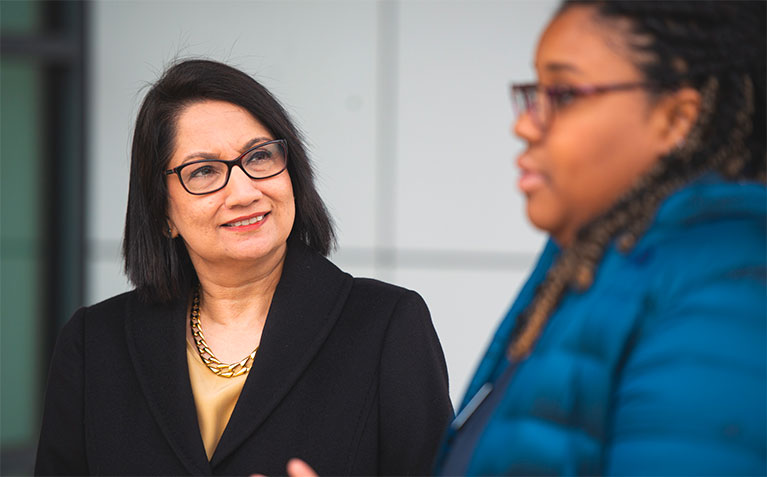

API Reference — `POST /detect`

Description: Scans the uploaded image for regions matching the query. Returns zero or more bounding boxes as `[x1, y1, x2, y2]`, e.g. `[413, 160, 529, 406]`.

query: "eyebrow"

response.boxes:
[538, 61, 583, 75]
[181, 136, 273, 164]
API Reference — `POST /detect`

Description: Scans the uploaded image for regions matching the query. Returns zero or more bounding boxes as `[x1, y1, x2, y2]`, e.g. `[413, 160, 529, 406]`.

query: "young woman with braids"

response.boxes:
[250, 1, 765, 476]
[431, 1, 767, 475]
[235, 1, 765, 475]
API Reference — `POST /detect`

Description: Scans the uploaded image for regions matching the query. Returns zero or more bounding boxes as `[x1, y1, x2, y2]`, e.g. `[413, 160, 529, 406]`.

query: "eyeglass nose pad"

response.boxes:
[227, 161, 255, 187]
[235, 152, 263, 179]
[528, 103, 546, 131]
[512, 88, 544, 131]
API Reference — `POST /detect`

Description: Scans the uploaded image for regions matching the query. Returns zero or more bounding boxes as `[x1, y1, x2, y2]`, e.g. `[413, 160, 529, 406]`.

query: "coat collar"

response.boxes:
[456, 239, 559, 411]
[125, 239, 353, 470]
[211, 240, 353, 466]
[125, 292, 211, 475]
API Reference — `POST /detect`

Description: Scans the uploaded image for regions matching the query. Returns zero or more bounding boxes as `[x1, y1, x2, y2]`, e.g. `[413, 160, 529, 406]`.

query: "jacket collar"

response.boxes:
[125, 292, 211, 475]
[125, 239, 353, 470]
[455, 177, 767, 415]
[456, 239, 559, 412]
[211, 240, 353, 466]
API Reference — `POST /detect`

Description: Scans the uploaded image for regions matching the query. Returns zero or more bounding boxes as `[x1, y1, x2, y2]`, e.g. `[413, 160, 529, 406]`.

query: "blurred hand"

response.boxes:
[250, 458, 318, 477]
[286, 459, 318, 477]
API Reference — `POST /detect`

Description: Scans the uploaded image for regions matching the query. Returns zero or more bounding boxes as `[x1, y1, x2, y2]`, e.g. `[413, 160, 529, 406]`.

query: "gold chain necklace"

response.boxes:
[190, 288, 258, 378]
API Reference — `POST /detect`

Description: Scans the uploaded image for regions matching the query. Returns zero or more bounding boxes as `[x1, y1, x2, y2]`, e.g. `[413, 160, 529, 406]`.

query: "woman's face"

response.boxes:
[166, 100, 295, 274]
[514, 6, 671, 246]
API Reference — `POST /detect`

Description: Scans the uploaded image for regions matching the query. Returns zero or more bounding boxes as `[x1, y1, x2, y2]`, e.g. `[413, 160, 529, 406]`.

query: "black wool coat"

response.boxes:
[35, 241, 453, 476]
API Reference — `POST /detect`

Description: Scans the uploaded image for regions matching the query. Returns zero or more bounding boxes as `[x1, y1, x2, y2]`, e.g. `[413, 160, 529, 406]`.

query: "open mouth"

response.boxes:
[223, 213, 268, 228]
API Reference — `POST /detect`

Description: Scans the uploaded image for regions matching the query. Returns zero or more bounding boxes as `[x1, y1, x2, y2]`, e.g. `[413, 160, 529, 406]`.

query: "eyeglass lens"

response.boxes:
[180, 141, 286, 194]
[512, 85, 550, 129]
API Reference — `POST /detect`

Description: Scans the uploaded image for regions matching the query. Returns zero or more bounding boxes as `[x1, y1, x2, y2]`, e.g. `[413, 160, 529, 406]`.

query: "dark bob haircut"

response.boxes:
[123, 59, 335, 304]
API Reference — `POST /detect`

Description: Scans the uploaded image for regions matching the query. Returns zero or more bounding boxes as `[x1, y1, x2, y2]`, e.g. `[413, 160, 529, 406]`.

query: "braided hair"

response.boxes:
[509, 0, 766, 360]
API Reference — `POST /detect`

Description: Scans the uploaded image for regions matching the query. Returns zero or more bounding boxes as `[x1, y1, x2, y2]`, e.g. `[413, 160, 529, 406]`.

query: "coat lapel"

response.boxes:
[125, 293, 212, 475]
[210, 240, 354, 467]
[459, 239, 560, 409]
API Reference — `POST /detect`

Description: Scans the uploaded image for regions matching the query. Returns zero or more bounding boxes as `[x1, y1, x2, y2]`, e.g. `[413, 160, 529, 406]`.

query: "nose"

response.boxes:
[512, 109, 543, 144]
[224, 165, 263, 208]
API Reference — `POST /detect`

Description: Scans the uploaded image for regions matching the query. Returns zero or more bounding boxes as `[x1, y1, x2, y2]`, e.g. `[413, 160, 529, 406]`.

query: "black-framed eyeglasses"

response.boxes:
[164, 139, 288, 195]
[510, 82, 649, 130]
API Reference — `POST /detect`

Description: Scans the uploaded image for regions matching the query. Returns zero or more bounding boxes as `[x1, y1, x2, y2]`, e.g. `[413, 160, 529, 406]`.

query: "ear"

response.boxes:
[651, 87, 702, 156]
[166, 219, 179, 239]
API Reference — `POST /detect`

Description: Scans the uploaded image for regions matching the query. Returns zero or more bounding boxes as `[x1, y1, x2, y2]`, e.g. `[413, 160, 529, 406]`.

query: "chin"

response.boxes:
[526, 202, 559, 235]
[247, 241, 288, 260]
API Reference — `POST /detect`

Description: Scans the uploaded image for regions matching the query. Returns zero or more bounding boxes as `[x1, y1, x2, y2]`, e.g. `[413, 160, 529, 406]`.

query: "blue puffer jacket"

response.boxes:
[435, 176, 766, 475]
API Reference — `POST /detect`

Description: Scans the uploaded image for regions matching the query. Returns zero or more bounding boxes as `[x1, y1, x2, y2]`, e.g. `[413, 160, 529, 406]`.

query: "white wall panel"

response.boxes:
[394, 266, 534, 405]
[395, 1, 553, 254]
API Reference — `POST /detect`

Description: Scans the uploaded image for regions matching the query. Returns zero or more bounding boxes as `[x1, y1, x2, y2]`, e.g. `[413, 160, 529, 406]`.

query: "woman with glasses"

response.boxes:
[35, 59, 452, 476]
[432, 1, 765, 475]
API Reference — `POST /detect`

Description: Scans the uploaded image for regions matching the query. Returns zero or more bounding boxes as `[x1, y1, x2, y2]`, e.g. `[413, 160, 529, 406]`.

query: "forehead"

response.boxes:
[169, 100, 272, 166]
[175, 100, 267, 140]
[535, 5, 642, 80]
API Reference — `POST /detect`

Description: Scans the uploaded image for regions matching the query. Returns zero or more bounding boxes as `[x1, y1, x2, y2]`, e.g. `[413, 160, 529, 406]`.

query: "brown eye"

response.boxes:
[182, 162, 226, 189]
[244, 149, 272, 164]
[188, 164, 219, 179]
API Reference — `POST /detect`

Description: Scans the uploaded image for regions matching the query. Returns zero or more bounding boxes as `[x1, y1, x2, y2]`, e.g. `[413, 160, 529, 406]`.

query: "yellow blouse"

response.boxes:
[186, 339, 247, 460]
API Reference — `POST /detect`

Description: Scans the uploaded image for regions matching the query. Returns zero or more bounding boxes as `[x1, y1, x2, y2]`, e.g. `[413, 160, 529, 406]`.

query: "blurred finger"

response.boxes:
[286, 458, 318, 477]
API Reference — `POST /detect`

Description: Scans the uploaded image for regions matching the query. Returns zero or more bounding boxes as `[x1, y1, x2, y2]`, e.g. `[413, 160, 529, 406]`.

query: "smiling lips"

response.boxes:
[222, 213, 268, 228]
